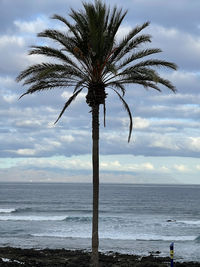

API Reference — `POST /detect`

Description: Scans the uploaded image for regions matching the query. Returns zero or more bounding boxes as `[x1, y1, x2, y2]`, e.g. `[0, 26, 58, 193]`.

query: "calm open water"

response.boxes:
[0, 183, 200, 262]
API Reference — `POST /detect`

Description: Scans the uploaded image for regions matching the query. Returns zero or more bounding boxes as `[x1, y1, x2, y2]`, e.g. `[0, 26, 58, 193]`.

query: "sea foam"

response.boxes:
[0, 208, 16, 213]
[0, 215, 68, 221]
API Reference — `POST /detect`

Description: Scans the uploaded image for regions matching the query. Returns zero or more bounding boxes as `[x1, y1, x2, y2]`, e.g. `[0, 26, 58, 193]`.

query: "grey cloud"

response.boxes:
[101, 130, 200, 158]
[0, 0, 81, 33]
[1, 106, 200, 158]
[125, 0, 200, 35]
[150, 94, 200, 106]
[147, 25, 200, 72]
[136, 103, 200, 120]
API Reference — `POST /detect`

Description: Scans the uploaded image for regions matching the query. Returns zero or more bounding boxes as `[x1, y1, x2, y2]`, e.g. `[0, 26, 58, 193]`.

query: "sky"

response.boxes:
[0, 0, 200, 184]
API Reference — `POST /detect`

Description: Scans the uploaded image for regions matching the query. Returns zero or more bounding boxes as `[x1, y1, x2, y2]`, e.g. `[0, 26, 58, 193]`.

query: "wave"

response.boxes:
[64, 216, 91, 223]
[0, 208, 35, 214]
[0, 207, 106, 215]
[31, 232, 90, 239]
[178, 220, 200, 225]
[30, 232, 197, 242]
[0, 214, 93, 222]
[0, 215, 67, 221]
[7, 207, 93, 214]
[134, 235, 196, 242]
[0, 208, 16, 213]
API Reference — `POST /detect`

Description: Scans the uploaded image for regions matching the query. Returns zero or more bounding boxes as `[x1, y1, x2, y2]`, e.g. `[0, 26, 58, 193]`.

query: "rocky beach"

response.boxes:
[0, 247, 199, 267]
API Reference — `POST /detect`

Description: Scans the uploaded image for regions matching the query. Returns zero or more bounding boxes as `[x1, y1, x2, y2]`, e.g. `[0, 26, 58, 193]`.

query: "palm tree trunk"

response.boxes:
[91, 104, 99, 267]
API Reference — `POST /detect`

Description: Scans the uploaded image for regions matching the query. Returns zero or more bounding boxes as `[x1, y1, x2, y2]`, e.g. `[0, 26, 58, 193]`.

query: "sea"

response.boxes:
[0, 182, 200, 262]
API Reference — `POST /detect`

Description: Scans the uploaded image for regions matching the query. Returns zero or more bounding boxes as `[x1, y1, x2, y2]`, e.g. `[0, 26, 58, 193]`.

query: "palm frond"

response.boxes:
[19, 81, 75, 99]
[51, 14, 81, 42]
[120, 34, 152, 56]
[29, 46, 79, 68]
[116, 78, 161, 91]
[132, 59, 177, 70]
[54, 88, 83, 123]
[111, 35, 152, 65]
[106, 81, 126, 96]
[16, 63, 85, 84]
[38, 29, 76, 49]
[157, 77, 177, 92]
[110, 22, 150, 63]
[112, 89, 133, 142]
[73, 79, 88, 93]
[118, 48, 162, 69]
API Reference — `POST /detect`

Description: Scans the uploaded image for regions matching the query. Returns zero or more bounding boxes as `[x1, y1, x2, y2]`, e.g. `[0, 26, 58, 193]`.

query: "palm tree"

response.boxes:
[17, 1, 177, 266]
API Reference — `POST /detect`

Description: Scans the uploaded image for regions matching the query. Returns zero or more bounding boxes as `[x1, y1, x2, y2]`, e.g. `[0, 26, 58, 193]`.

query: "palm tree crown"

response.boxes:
[17, 0, 177, 141]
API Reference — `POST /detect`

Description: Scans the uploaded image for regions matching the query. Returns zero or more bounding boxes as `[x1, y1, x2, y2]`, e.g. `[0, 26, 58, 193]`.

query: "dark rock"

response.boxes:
[0, 247, 199, 267]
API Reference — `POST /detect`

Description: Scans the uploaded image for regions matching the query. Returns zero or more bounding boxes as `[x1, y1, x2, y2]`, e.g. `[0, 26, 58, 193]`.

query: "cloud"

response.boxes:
[149, 25, 200, 71]
[116, 25, 132, 41]
[174, 164, 189, 172]
[0, 35, 28, 74]
[0, 35, 24, 47]
[151, 93, 200, 105]
[149, 135, 180, 151]
[189, 137, 200, 152]
[137, 162, 154, 171]
[14, 17, 48, 34]
[3, 94, 18, 104]
[133, 117, 150, 129]
[16, 149, 37, 156]
[127, 0, 200, 35]
[60, 135, 75, 143]
[15, 120, 42, 128]
[160, 166, 170, 172]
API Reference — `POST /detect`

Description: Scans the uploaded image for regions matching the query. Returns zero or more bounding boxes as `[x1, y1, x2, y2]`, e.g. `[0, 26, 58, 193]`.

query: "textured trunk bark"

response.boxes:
[91, 104, 99, 267]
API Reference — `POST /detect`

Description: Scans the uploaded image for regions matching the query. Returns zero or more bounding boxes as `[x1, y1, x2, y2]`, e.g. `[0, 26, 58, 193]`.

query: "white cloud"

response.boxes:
[0, 35, 28, 73]
[61, 91, 72, 99]
[100, 160, 121, 169]
[0, 35, 24, 47]
[174, 164, 189, 172]
[16, 149, 36, 156]
[141, 162, 154, 170]
[45, 139, 61, 148]
[61, 91, 86, 103]
[189, 137, 200, 152]
[3, 94, 18, 103]
[160, 166, 170, 172]
[107, 162, 155, 172]
[14, 17, 48, 34]
[116, 25, 132, 41]
[0, 76, 16, 88]
[133, 117, 150, 129]
[60, 135, 75, 143]
[150, 135, 180, 151]
[15, 120, 41, 127]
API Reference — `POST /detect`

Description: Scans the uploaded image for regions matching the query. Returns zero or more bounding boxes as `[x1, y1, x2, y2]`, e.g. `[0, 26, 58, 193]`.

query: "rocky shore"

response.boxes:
[0, 247, 199, 267]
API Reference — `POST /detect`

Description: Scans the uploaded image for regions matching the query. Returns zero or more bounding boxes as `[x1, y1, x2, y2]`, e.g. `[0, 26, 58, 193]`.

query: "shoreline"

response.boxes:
[0, 247, 199, 266]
